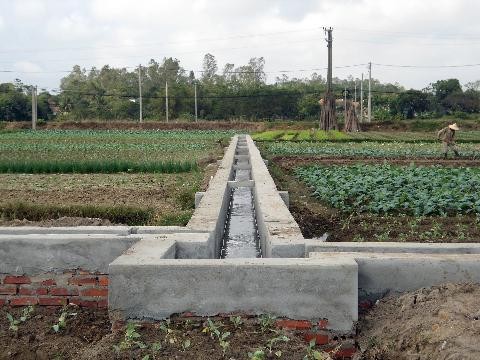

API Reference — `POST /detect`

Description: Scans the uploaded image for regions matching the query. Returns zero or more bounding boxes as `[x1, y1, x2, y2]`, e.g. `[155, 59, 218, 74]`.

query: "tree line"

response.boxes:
[1, 54, 480, 121]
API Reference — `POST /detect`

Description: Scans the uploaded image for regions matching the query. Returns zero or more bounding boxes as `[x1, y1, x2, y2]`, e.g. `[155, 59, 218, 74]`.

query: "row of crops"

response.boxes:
[263, 141, 480, 158]
[253, 129, 480, 142]
[295, 164, 480, 216]
[0, 130, 234, 171]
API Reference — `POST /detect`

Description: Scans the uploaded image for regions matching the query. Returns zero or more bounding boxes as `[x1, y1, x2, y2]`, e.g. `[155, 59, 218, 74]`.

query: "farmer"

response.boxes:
[437, 123, 460, 159]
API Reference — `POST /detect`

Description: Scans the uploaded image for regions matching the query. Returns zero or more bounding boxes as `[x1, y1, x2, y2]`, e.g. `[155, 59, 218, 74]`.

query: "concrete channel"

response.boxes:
[1, 134, 480, 333]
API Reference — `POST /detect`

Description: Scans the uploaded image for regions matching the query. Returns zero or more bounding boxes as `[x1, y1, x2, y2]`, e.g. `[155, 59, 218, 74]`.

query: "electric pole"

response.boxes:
[368, 62, 372, 123]
[344, 85, 347, 123]
[326, 27, 333, 92]
[165, 81, 169, 122]
[31, 86, 37, 130]
[360, 73, 364, 123]
[194, 82, 198, 122]
[138, 64, 143, 123]
[354, 81, 357, 103]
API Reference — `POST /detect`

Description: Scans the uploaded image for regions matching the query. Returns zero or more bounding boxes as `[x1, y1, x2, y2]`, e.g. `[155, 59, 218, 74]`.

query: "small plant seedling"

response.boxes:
[259, 314, 277, 333]
[219, 331, 230, 355]
[181, 339, 191, 352]
[249, 349, 266, 360]
[304, 339, 331, 360]
[52, 308, 76, 333]
[266, 335, 289, 354]
[229, 315, 243, 328]
[202, 318, 222, 339]
[7, 305, 34, 332]
[113, 322, 146, 352]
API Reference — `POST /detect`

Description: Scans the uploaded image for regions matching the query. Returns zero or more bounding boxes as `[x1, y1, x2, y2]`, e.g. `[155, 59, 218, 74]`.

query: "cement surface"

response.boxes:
[311, 252, 480, 299]
[306, 242, 480, 255]
[0, 234, 140, 274]
[109, 257, 358, 331]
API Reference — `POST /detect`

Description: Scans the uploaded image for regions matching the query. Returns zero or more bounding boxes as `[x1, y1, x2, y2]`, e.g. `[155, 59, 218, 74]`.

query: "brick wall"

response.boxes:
[0, 270, 108, 309]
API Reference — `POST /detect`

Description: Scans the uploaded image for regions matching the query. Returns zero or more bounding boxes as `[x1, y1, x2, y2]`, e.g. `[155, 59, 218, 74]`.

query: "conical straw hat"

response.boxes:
[449, 123, 460, 131]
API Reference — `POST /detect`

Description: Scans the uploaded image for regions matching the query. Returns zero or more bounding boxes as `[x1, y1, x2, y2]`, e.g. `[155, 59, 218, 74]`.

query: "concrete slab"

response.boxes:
[0, 226, 132, 236]
[0, 234, 140, 274]
[109, 257, 358, 331]
[310, 252, 480, 300]
[306, 242, 480, 255]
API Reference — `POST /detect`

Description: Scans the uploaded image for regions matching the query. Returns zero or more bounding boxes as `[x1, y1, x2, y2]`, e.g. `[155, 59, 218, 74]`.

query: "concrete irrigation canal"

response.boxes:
[1, 134, 480, 336]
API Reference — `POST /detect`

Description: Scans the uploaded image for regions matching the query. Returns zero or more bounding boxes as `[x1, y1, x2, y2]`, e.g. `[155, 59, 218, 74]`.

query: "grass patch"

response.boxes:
[0, 202, 154, 225]
[0, 160, 198, 174]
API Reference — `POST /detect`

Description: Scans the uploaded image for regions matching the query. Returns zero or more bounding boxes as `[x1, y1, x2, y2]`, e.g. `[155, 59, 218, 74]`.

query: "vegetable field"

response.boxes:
[296, 164, 480, 216]
[263, 141, 480, 159]
[0, 130, 230, 225]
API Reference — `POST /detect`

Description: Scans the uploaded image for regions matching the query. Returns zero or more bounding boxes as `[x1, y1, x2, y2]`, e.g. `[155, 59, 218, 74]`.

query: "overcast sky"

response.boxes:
[1, 0, 479, 91]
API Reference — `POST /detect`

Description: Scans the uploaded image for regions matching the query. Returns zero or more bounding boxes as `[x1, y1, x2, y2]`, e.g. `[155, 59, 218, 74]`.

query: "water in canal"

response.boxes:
[220, 166, 261, 259]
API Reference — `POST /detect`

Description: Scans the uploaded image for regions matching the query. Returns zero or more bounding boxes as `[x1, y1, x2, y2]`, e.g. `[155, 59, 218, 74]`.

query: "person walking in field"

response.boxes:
[437, 123, 460, 159]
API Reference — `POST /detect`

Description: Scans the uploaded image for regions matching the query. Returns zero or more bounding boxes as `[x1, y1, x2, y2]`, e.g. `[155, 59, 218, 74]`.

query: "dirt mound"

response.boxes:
[0, 216, 114, 227]
[356, 283, 480, 360]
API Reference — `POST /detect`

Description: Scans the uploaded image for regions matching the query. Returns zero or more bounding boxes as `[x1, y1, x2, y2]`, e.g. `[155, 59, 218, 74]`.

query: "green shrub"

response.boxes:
[0, 203, 154, 225]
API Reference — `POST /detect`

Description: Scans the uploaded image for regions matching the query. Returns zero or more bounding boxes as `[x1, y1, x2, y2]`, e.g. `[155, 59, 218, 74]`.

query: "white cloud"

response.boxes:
[0, 0, 479, 90]
[13, 61, 42, 73]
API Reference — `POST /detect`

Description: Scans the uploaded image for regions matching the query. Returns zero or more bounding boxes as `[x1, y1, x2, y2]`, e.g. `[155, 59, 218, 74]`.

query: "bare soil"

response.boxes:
[356, 283, 480, 360]
[273, 155, 480, 168]
[268, 158, 480, 242]
[0, 307, 315, 360]
[0, 217, 114, 227]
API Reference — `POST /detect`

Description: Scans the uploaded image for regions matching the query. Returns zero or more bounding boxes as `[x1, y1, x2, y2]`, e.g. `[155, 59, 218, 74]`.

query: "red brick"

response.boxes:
[38, 297, 67, 306]
[68, 277, 96, 286]
[41, 279, 57, 286]
[70, 299, 97, 308]
[39, 297, 67, 306]
[10, 297, 38, 306]
[359, 300, 373, 310]
[304, 333, 329, 345]
[97, 276, 109, 286]
[18, 287, 48, 296]
[4, 276, 31, 285]
[80, 288, 108, 297]
[0, 299, 6, 306]
[276, 319, 312, 330]
[317, 319, 329, 329]
[0, 286, 17, 295]
[97, 299, 108, 308]
[50, 288, 79, 296]
[332, 347, 357, 359]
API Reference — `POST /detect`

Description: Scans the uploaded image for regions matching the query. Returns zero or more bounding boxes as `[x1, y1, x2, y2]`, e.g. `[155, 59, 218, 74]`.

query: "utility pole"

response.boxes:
[138, 64, 143, 123]
[344, 85, 347, 123]
[368, 62, 372, 123]
[360, 73, 364, 123]
[354, 81, 357, 103]
[31, 86, 37, 130]
[165, 81, 169, 122]
[326, 27, 333, 92]
[194, 82, 198, 122]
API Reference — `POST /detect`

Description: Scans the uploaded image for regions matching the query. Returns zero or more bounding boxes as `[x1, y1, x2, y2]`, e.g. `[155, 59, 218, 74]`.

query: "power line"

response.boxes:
[373, 62, 480, 69]
[0, 28, 322, 55]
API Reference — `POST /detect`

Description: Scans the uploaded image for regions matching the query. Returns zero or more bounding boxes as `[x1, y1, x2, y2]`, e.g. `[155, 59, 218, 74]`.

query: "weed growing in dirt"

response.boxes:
[304, 339, 331, 360]
[202, 318, 231, 355]
[113, 322, 146, 352]
[6, 306, 34, 332]
[229, 315, 243, 328]
[266, 334, 289, 357]
[259, 314, 277, 333]
[249, 349, 266, 359]
[52, 308, 76, 333]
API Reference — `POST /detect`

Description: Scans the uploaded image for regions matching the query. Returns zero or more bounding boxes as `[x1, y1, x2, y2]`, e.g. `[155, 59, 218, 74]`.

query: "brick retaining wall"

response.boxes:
[0, 270, 108, 309]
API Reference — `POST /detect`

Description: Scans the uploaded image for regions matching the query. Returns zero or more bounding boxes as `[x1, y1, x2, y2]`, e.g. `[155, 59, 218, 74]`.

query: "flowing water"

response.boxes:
[220, 145, 261, 259]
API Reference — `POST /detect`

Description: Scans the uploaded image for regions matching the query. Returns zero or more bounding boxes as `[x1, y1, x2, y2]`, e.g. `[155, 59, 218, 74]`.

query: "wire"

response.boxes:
[0, 28, 322, 55]
[373, 62, 480, 69]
